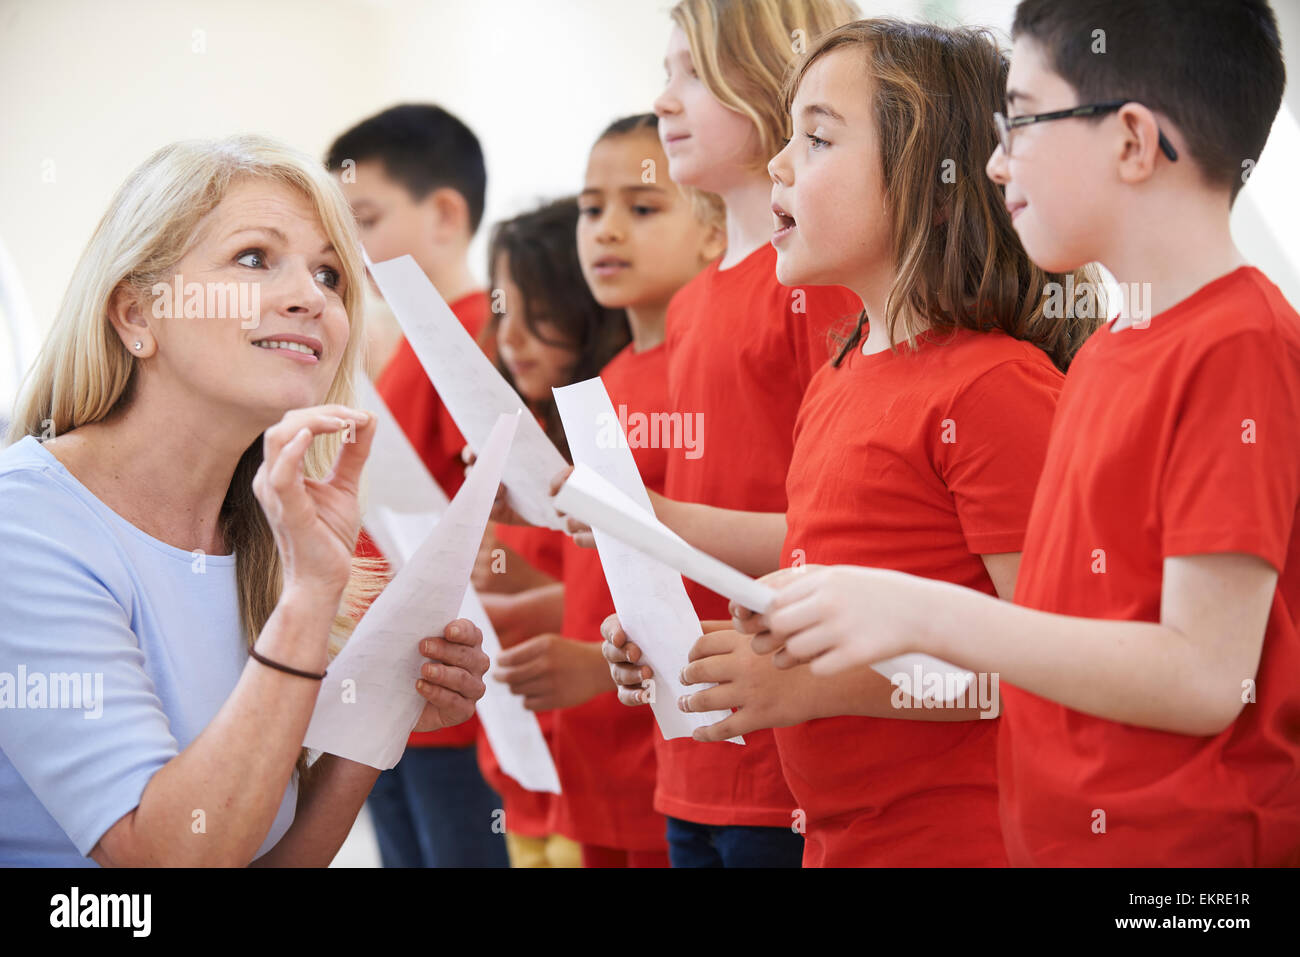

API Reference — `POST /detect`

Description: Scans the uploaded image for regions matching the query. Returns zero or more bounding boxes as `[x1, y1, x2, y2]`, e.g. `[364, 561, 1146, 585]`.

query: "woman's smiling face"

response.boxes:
[135, 178, 352, 428]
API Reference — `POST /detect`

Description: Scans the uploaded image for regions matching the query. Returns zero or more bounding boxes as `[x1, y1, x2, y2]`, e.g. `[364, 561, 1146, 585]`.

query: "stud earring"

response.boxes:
[133, 341, 143, 351]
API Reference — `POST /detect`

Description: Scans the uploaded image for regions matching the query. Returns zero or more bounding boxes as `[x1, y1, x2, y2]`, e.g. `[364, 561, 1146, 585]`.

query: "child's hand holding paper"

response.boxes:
[744, 564, 977, 689]
[494, 631, 611, 711]
[548, 465, 595, 548]
[462, 444, 532, 528]
[599, 613, 655, 707]
[557, 464, 975, 702]
[730, 565, 827, 651]
[678, 627, 821, 742]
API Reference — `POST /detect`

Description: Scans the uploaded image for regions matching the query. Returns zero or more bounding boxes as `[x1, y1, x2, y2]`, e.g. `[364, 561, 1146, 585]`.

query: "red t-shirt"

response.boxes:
[1000, 266, 1300, 866]
[777, 326, 1063, 866]
[656, 242, 862, 827]
[547, 343, 670, 851]
[376, 289, 493, 498]
[376, 290, 492, 748]
[475, 523, 566, 836]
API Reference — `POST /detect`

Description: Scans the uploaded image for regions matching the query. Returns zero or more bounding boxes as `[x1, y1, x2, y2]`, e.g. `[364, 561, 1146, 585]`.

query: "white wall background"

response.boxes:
[2, 0, 1298, 418]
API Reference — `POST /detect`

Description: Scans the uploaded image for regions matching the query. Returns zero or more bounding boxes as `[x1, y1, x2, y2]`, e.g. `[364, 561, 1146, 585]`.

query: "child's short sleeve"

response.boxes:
[1159, 328, 1300, 570]
[0, 472, 179, 857]
[939, 358, 1064, 555]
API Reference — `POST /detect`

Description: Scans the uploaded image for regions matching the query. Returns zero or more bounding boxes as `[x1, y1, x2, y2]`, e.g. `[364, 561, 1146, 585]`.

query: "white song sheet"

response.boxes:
[365, 253, 569, 531]
[350, 378, 560, 791]
[303, 412, 520, 770]
[553, 461, 975, 703]
[553, 379, 741, 742]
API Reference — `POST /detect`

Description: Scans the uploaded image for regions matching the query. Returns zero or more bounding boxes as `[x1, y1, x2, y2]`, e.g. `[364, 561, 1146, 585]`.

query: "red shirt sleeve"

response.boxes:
[936, 357, 1064, 555]
[1159, 326, 1300, 570]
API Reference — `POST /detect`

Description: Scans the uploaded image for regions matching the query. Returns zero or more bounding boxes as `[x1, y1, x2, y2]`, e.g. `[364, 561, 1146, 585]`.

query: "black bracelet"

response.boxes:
[249, 646, 327, 681]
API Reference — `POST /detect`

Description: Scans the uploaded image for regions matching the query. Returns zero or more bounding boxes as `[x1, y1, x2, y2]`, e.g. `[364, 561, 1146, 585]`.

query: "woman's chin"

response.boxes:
[250, 392, 325, 430]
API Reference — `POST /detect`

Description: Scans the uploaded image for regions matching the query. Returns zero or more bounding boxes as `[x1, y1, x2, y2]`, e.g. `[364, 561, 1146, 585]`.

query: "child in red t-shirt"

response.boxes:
[537, 113, 725, 868]
[476, 196, 630, 866]
[327, 104, 506, 868]
[748, 0, 1300, 867]
[606, 19, 1099, 867]
[595, 0, 861, 867]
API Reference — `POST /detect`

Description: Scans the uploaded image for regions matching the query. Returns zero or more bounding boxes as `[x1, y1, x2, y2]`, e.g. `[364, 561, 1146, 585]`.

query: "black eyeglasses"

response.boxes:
[994, 100, 1179, 162]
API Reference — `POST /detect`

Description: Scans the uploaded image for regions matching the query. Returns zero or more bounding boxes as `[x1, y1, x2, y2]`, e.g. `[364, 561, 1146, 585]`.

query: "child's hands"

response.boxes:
[413, 618, 489, 732]
[549, 465, 595, 548]
[730, 565, 826, 653]
[677, 629, 810, 742]
[494, 632, 611, 711]
[476, 590, 531, 648]
[749, 565, 937, 675]
[599, 614, 654, 706]
[461, 445, 530, 526]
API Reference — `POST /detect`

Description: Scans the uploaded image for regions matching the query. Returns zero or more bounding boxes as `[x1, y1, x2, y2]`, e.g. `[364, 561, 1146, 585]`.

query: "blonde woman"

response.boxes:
[0, 135, 488, 867]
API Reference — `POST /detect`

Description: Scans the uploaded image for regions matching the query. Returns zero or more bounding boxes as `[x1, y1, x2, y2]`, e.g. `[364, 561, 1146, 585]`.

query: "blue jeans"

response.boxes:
[665, 816, 804, 868]
[366, 745, 509, 868]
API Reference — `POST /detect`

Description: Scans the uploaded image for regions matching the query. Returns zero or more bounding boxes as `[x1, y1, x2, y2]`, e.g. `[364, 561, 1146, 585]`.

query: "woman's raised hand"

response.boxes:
[253, 405, 375, 598]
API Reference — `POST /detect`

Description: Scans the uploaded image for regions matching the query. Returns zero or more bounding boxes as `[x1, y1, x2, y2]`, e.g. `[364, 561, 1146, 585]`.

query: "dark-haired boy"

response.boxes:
[986, 0, 1299, 867]
[328, 103, 491, 497]
[751, 0, 1300, 865]
[327, 104, 508, 868]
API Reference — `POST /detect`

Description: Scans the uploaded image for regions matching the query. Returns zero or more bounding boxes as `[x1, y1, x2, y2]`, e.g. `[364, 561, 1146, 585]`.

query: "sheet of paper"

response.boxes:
[353, 375, 447, 544]
[456, 586, 561, 792]
[554, 461, 975, 702]
[303, 411, 519, 770]
[553, 379, 740, 742]
[349, 378, 560, 791]
[365, 253, 568, 530]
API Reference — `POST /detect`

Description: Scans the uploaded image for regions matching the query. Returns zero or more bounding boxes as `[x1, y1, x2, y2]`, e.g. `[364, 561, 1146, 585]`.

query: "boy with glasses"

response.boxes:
[745, 0, 1300, 866]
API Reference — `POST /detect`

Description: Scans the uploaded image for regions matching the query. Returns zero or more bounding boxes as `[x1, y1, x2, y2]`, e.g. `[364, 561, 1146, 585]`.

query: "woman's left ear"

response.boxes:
[107, 284, 155, 358]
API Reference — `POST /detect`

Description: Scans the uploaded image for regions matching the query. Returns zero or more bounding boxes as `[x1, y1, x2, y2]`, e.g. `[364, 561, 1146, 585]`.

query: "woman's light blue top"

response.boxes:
[0, 435, 296, 865]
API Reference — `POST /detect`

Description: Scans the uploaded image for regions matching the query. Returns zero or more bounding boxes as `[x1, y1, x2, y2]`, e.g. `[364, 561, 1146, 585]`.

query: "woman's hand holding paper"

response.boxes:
[412, 618, 490, 732]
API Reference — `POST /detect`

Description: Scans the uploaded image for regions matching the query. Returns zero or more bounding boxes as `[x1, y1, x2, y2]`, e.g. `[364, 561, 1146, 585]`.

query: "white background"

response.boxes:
[3, 0, 1298, 416]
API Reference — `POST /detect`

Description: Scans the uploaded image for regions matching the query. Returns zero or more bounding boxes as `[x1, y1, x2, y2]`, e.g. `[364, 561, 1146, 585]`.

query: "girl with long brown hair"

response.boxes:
[606, 18, 1101, 866]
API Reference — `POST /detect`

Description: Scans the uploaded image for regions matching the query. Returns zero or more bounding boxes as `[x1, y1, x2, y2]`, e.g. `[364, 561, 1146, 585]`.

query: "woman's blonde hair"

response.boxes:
[7, 134, 386, 781]
[670, 0, 861, 168]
